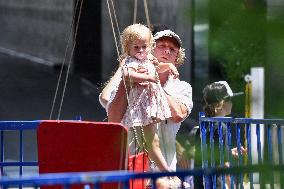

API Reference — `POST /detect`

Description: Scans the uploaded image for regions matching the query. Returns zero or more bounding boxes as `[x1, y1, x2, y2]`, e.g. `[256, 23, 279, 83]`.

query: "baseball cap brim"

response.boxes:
[153, 29, 182, 47]
[214, 81, 244, 98]
[232, 92, 244, 97]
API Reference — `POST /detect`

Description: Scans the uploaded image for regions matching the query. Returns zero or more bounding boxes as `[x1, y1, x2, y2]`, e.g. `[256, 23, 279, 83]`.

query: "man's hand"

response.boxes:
[155, 62, 179, 79]
[119, 58, 126, 67]
[176, 141, 192, 169]
[168, 64, 179, 79]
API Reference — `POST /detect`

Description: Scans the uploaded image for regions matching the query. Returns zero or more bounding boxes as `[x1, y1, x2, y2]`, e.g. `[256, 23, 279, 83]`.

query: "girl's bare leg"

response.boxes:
[143, 123, 170, 171]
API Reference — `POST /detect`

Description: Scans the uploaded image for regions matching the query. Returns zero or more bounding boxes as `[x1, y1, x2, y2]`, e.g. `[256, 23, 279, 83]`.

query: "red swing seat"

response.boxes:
[37, 121, 128, 189]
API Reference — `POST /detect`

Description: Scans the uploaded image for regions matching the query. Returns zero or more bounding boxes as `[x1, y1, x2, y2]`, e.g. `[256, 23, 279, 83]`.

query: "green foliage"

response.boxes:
[184, 0, 284, 117]
[207, 0, 284, 117]
[209, 0, 266, 82]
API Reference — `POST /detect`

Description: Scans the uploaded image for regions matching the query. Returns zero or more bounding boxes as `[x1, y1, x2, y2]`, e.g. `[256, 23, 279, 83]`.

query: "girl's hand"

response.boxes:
[137, 66, 148, 74]
[156, 62, 179, 79]
[136, 67, 150, 86]
[146, 74, 159, 83]
[133, 66, 157, 86]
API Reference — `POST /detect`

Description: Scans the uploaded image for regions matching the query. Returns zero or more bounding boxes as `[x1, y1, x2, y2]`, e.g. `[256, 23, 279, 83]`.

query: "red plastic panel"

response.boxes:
[37, 121, 128, 189]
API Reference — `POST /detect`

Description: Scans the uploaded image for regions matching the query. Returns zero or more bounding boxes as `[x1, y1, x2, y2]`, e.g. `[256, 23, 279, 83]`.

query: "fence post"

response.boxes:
[250, 67, 265, 184]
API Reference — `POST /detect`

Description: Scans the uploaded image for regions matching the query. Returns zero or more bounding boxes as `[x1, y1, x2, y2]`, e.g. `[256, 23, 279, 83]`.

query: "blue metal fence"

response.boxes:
[199, 114, 284, 189]
[0, 165, 283, 188]
[1, 116, 284, 188]
[0, 121, 40, 177]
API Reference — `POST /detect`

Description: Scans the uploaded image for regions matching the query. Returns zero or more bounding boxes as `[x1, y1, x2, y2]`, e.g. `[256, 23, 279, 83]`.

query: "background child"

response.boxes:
[194, 81, 246, 189]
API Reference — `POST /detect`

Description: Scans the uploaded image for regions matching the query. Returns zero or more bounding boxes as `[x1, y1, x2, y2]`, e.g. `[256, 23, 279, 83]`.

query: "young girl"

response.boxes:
[119, 23, 178, 171]
[120, 23, 174, 127]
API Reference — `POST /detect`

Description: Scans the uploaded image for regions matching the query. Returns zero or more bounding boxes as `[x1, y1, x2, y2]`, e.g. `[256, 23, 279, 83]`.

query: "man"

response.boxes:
[100, 25, 193, 173]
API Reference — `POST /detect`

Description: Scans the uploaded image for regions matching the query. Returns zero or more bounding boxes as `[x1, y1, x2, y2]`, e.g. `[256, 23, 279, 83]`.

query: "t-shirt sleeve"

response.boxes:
[163, 79, 193, 119]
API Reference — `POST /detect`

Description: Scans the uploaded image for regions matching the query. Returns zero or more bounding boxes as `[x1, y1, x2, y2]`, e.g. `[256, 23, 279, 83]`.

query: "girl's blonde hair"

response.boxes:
[120, 24, 153, 59]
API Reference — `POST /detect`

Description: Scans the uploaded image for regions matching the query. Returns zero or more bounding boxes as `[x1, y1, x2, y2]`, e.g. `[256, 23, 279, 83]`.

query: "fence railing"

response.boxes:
[0, 121, 40, 177]
[199, 113, 284, 189]
[1, 116, 284, 188]
[0, 165, 283, 188]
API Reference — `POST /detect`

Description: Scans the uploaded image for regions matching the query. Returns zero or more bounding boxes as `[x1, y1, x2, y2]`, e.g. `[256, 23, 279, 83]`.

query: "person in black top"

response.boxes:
[194, 81, 246, 189]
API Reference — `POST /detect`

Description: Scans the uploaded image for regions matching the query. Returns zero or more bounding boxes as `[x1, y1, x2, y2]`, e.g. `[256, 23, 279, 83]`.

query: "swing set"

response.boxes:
[2, 1, 284, 189]
[1, 0, 154, 188]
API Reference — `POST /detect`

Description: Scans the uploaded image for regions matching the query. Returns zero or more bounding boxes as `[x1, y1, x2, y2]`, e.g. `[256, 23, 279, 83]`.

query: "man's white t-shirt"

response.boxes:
[99, 75, 193, 171]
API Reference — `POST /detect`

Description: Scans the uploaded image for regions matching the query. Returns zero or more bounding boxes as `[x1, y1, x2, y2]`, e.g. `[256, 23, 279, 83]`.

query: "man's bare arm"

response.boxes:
[164, 91, 188, 123]
[107, 80, 128, 122]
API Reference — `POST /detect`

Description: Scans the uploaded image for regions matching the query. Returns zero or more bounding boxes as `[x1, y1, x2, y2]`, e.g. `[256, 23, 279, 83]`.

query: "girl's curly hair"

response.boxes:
[120, 23, 153, 60]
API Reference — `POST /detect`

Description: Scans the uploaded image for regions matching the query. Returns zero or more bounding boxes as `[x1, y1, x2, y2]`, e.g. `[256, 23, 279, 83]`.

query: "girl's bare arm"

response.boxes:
[122, 67, 157, 83]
